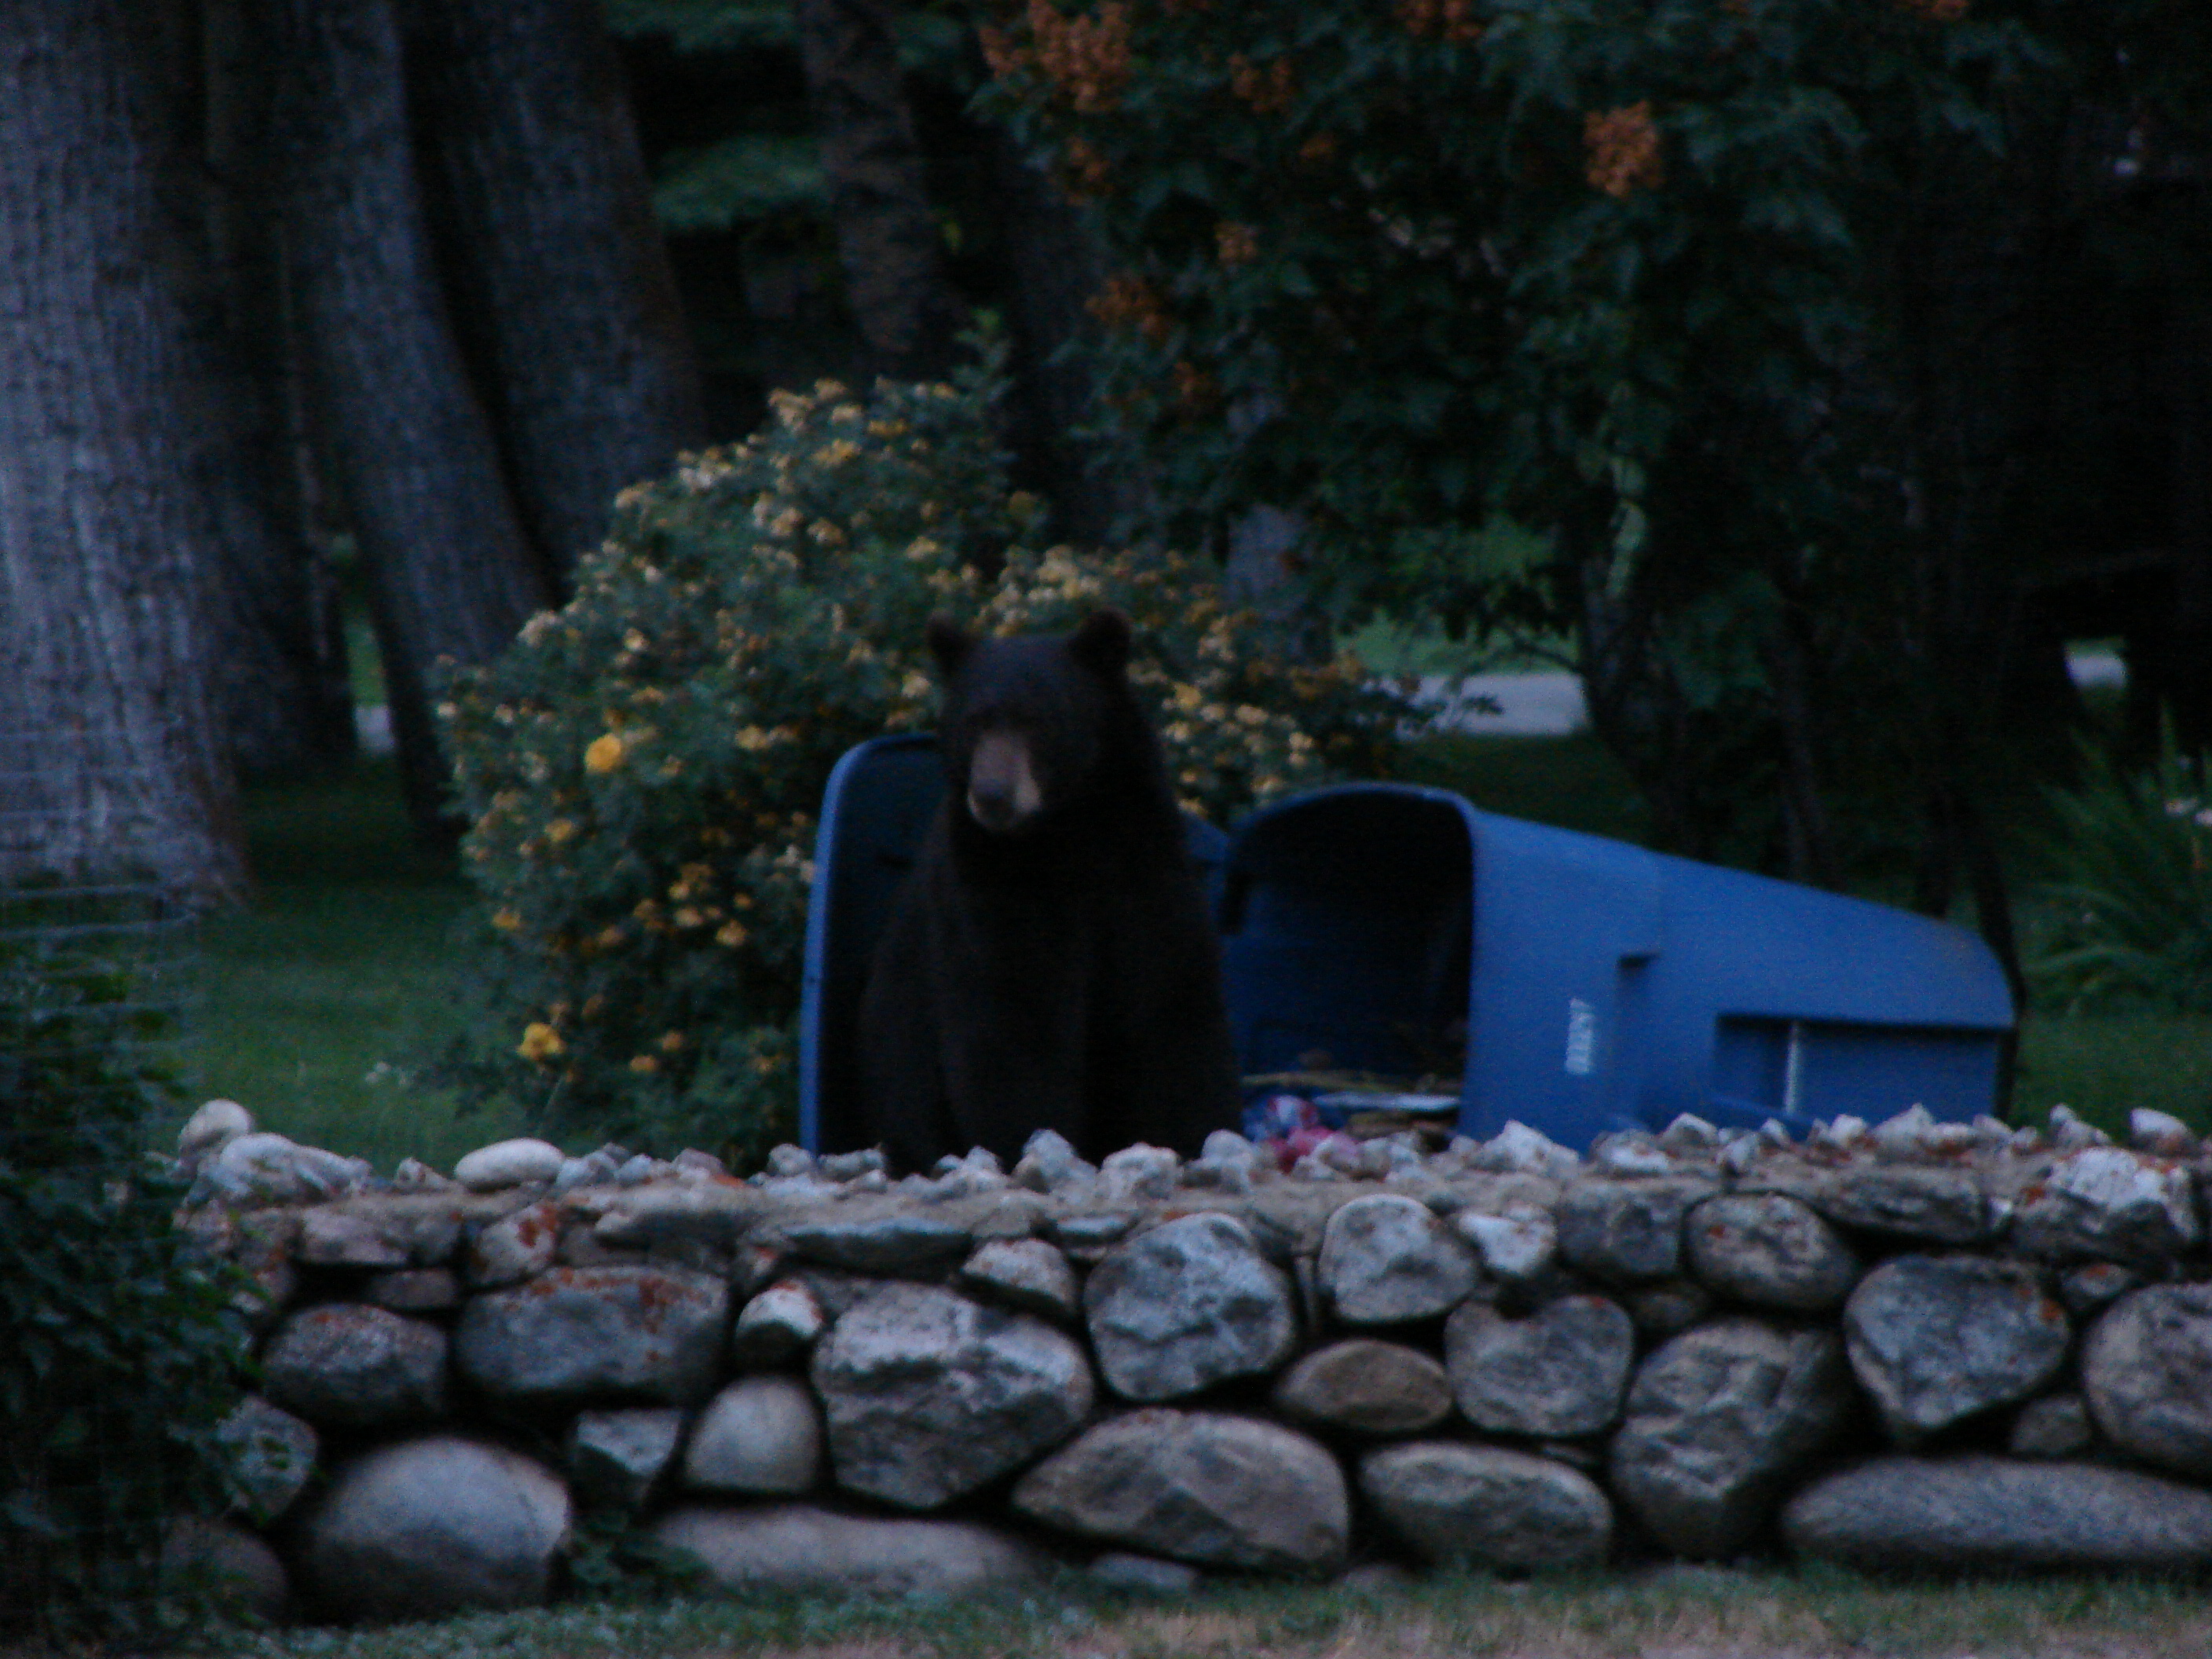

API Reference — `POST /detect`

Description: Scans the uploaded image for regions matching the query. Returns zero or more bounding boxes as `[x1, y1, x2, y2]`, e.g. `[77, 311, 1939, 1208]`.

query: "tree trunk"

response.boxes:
[0, 0, 247, 903]
[199, 0, 357, 776]
[405, 0, 705, 582]
[267, 0, 553, 839]
[796, 0, 968, 382]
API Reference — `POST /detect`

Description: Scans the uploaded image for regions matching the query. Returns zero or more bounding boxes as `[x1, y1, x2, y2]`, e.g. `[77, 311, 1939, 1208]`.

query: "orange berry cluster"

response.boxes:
[1229, 52, 1298, 114]
[1086, 273, 1174, 345]
[1394, 0, 1483, 45]
[1584, 101, 1664, 199]
[981, 0, 1133, 114]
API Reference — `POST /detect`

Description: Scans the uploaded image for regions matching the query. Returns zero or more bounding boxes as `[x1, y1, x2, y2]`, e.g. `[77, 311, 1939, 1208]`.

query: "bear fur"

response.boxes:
[857, 607, 1242, 1170]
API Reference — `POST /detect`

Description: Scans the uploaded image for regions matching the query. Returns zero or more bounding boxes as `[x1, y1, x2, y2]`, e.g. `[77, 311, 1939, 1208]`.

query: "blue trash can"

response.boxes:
[796, 734, 1227, 1155]
[1216, 784, 2016, 1148]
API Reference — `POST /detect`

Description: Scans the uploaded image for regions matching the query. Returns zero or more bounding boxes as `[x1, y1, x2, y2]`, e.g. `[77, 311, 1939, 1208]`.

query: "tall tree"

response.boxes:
[198, 0, 358, 777]
[408, 0, 706, 580]
[796, 0, 968, 380]
[267, 0, 554, 837]
[0, 0, 247, 903]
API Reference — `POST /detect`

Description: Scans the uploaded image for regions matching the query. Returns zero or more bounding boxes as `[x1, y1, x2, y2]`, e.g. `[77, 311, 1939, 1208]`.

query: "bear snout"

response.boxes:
[966, 731, 1043, 833]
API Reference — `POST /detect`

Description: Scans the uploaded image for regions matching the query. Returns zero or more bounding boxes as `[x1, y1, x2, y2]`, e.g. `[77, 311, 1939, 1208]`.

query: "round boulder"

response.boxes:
[1272, 1339, 1453, 1436]
[261, 1304, 446, 1429]
[298, 1437, 570, 1623]
[1317, 1195, 1481, 1325]
[684, 1375, 822, 1496]
[1444, 1294, 1635, 1438]
[1685, 1192, 1859, 1311]
[1360, 1442, 1611, 1570]
[2082, 1283, 2212, 1478]
[1844, 1255, 2070, 1441]
[1084, 1214, 1298, 1401]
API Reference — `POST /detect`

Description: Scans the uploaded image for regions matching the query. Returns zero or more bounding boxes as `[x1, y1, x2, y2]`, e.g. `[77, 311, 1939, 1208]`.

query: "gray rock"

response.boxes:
[810, 1284, 1093, 1509]
[1085, 1213, 1298, 1401]
[1624, 1278, 1715, 1338]
[262, 1304, 448, 1429]
[297, 1207, 409, 1269]
[162, 1517, 287, 1625]
[1554, 1180, 1710, 1283]
[730, 1279, 826, 1368]
[1453, 1206, 1557, 1283]
[362, 1268, 460, 1313]
[1685, 1192, 1859, 1311]
[1445, 1295, 1635, 1438]
[1090, 1551, 1202, 1594]
[1810, 1166, 1993, 1244]
[2010, 1394, 2096, 1459]
[2130, 1108, 2196, 1157]
[781, 1213, 972, 1276]
[1472, 1121, 1581, 1180]
[1844, 1256, 2069, 1441]
[1099, 1144, 1181, 1203]
[684, 1375, 822, 1496]
[217, 1395, 318, 1524]
[321, 1195, 467, 1267]
[566, 1408, 685, 1509]
[1608, 1318, 1849, 1558]
[1360, 1441, 1611, 1570]
[454, 1265, 729, 1405]
[2012, 1148, 2200, 1264]
[2082, 1283, 2212, 1478]
[1013, 1128, 1099, 1196]
[1782, 1456, 2212, 1573]
[178, 1097, 254, 1166]
[299, 1437, 570, 1622]
[1051, 1210, 1139, 1261]
[2059, 1261, 2140, 1317]
[208, 1133, 372, 1207]
[958, 1236, 1081, 1321]
[1013, 1410, 1349, 1573]
[452, 1137, 566, 1192]
[1317, 1194, 1481, 1325]
[653, 1504, 1038, 1597]
[467, 1200, 562, 1287]
[1271, 1339, 1454, 1436]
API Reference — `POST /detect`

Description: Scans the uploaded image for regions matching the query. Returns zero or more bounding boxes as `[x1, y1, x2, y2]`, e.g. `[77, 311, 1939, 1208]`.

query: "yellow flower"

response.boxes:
[904, 537, 942, 562]
[597, 923, 627, 950]
[674, 906, 706, 929]
[658, 1031, 688, 1053]
[517, 1022, 565, 1063]
[819, 438, 861, 467]
[584, 733, 625, 774]
[492, 907, 523, 932]
[900, 671, 933, 701]
[629, 1054, 661, 1075]
[716, 920, 749, 948]
[736, 725, 772, 753]
[545, 819, 578, 846]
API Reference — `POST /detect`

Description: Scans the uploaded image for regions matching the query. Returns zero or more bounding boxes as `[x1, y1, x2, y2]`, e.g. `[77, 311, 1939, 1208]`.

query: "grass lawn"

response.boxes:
[218, 1568, 2212, 1659]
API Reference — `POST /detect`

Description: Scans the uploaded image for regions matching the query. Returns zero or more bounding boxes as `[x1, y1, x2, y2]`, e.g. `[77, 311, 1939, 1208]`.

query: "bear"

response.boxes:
[856, 606, 1243, 1171]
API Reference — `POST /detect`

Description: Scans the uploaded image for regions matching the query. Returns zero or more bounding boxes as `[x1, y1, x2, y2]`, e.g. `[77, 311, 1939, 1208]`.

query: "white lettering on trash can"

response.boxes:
[1564, 998, 1598, 1075]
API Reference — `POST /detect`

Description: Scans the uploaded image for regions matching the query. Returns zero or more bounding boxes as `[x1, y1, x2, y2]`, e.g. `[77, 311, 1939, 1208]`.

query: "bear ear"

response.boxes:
[1068, 607, 1132, 678]
[926, 613, 975, 675]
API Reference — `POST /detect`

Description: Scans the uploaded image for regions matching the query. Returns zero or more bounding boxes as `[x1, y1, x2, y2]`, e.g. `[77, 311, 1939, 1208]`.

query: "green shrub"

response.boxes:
[0, 916, 243, 1645]
[2027, 741, 2212, 1015]
[439, 347, 1393, 1165]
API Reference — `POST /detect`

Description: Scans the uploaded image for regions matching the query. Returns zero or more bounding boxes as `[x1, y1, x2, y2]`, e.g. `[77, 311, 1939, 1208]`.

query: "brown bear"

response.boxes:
[857, 607, 1242, 1170]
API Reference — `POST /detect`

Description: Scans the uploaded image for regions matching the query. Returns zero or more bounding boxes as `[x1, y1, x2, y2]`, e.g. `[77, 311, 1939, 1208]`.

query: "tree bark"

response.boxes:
[796, 0, 968, 381]
[405, 0, 705, 581]
[0, 0, 247, 903]
[267, 0, 553, 838]
[199, 0, 357, 776]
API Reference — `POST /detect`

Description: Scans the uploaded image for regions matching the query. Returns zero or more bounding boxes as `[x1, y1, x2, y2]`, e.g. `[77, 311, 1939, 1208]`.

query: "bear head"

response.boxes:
[927, 608, 1136, 835]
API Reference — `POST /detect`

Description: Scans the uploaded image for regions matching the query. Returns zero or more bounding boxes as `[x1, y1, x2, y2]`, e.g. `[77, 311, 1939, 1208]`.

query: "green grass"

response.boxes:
[192, 760, 525, 1174]
[211, 1567, 2212, 1659]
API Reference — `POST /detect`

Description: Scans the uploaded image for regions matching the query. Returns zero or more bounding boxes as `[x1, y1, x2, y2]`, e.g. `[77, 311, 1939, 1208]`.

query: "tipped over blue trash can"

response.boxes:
[799, 742, 2015, 1155]
[1215, 784, 2014, 1148]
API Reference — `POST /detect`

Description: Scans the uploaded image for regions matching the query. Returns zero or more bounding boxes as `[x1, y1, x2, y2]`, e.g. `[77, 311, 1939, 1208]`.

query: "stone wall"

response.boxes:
[174, 1101, 2212, 1624]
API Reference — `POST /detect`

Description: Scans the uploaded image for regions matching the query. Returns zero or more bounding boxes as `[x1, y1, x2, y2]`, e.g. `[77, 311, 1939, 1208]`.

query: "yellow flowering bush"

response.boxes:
[440, 345, 1393, 1163]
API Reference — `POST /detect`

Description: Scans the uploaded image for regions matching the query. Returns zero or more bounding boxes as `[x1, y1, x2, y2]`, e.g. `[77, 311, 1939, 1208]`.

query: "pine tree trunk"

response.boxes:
[406, 0, 704, 581]
[267, 0, 553, 838]
[796, 0, 968, 381]
[200, 0, 357, 776]
[0, 0, 247, 903]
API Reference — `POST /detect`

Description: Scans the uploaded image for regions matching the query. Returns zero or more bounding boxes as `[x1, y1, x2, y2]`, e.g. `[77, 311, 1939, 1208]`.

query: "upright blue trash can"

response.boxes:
[796, 734, 1228, 1155]
[1216, 784, 2016, 1148]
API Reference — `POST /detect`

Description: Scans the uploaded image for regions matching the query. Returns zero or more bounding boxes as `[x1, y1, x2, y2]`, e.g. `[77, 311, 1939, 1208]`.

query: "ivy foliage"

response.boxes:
[0, 919, 242, 1646]
[440, 344, 1392, 1165]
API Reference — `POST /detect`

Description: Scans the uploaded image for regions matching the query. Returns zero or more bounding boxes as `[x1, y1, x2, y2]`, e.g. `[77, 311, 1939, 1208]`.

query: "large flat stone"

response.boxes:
[1013, 1410, 1349, 1573]
[653, 1504, 1039, 1596]
[262, 1304, 447, 1429]
[1684, 1192, 1859, 1311]
[1360, 1442, 1611, 1570]
[1783, 1456, 2212, 1573]
[453, 1265, 729, 1404]
[1271, 1339, 1453, 1436]
[1554, 1180, 1712, 1283]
